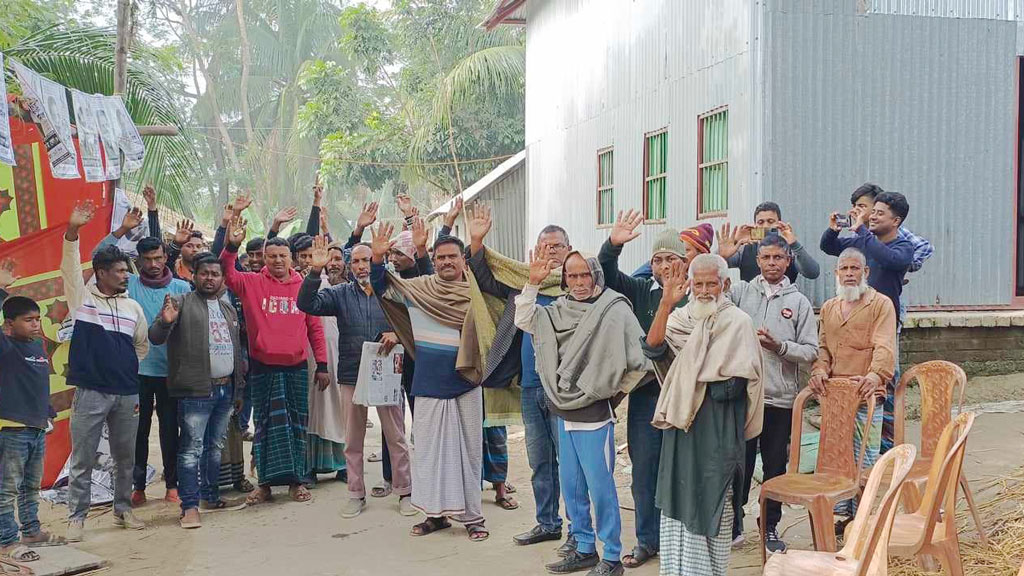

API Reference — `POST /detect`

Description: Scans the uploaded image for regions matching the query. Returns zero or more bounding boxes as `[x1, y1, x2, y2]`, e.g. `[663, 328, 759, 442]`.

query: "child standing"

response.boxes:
[0, 259, 64, 564]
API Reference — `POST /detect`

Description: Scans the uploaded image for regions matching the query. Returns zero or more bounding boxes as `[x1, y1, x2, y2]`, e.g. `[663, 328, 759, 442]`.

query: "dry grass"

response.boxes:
[891, 467, 1024, 576]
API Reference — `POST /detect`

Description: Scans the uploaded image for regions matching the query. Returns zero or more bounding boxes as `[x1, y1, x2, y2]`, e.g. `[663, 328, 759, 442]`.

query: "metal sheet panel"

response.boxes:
[524, 0, 757, 267]
[763, 7, 1017, 307]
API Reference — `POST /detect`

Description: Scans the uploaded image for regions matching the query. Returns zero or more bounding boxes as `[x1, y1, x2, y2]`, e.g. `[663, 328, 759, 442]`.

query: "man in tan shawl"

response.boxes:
[644, 254, 763, 576]
[368, 222, 490, 542]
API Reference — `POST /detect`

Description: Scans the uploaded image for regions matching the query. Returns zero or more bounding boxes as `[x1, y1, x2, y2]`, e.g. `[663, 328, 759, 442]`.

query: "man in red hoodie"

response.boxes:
[220, 216, 328, 505]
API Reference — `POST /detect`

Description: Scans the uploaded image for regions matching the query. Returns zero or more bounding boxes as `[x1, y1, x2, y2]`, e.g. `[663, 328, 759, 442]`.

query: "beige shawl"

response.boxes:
[652, 298, 765, 439]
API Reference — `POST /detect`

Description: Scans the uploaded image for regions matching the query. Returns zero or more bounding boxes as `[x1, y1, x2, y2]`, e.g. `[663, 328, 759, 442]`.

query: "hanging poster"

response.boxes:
[105, 96, 144, 173]
[10, 59, 79, 179]
[94, 96, 122, 180]
[70, 91, 106, 182]
[0, 54, 15, 167]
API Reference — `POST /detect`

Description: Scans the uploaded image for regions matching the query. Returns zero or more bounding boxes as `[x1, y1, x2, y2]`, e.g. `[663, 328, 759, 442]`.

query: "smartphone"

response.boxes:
[835, 214, 851, 228]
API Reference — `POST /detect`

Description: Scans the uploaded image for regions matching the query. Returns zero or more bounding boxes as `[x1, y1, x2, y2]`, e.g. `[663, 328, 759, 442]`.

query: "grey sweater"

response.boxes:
[728, 278, 817, 408]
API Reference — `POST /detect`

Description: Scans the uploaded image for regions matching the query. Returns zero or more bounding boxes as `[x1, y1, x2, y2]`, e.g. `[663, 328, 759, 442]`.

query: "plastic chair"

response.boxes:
[763, 444, 917, 576]
[888, 361, 987, 545]
[884, 412, 976, 575]
[759, 378, 876, 564]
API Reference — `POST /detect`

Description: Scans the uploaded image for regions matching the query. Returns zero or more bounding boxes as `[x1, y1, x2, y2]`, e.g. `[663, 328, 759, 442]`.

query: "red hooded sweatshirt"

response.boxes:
[222, 247, 327, 368]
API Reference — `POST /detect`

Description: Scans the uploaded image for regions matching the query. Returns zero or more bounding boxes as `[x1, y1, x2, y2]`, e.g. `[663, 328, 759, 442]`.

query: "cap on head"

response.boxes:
[651, 228, 687, 260]
[679, 223, 714, 255]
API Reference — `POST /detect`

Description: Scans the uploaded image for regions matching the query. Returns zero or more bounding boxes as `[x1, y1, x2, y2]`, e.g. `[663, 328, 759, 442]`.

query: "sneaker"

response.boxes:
[113, 510, 146, 530]
[130, 490, 147, 507]
[546, 550, 599, 574]
[341, 498, 366, 518]
[587, 560, 624, 576]
[65, 521, 85, 543]
[164, 488, 181, 503]
[398, 495, 418, 517]
[556, 534, 579, 557]
[731, 533, 745, 548]
[764, 525, 787, 554]
[513, 524, 563, 546]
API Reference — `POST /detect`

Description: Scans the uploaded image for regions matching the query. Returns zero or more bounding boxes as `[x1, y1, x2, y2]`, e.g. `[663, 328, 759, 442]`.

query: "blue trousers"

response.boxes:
[560, 420, 622, 561]
[177, 384, 234, 511]
[626, 382, 662, 551]
[522, 386, 566, 533]
[0, 428, 45, 546]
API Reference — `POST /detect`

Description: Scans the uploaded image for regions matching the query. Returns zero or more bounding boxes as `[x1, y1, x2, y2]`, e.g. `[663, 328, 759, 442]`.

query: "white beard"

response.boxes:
[689, 295, 722, 320]
[835, 277, 869, 302]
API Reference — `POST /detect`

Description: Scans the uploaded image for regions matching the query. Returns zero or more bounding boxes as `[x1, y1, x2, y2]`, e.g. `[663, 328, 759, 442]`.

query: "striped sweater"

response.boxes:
[61, 238, 150, 395]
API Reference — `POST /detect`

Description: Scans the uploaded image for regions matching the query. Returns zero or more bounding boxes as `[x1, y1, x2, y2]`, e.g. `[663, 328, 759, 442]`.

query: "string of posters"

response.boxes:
[0, 53, 146, 180]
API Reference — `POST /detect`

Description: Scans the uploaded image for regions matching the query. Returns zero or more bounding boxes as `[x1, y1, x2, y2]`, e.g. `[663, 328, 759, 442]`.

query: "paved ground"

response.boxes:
[32, 375, 1024, 576]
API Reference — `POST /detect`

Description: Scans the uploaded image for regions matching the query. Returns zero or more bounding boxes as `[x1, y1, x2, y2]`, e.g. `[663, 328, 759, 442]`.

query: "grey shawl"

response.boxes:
[532, 288, 652, 411]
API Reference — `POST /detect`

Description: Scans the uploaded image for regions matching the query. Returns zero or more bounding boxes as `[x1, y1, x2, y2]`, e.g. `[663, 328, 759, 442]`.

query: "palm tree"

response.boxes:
[3, 25, 201, 216]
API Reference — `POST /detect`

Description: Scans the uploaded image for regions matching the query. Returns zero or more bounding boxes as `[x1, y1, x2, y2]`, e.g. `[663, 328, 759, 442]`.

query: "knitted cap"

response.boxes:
[679, 223, 714, 254]
[651, 228, 686, 260]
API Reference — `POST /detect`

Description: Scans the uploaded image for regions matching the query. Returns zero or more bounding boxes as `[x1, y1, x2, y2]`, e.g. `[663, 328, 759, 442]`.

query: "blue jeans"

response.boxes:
[177, 384, 234, 511]
[560, 420, 622, 561]
[626, 382, 662, 552]
[522, 386, 565, 533]
[0, 428, 45, 546]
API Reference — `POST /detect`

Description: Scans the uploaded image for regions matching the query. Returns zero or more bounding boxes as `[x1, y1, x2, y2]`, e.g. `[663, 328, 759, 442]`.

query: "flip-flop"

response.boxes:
[245, 487, 273, 506]
[466, 523, 490, 542]
[21, 531, 66, 548]
[0, 545, 39, 563]
[289, 485, 312, 503]
[495, 496, 520, 511]
[410, 517, 451, 537]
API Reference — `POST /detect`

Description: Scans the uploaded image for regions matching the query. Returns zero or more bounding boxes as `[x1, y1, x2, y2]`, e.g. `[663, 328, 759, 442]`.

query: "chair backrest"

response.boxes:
[788, 379, 874, 479]
[894, 361, 966, 459]
[840, 443, 917, 576]
[913, 412, 976, 547]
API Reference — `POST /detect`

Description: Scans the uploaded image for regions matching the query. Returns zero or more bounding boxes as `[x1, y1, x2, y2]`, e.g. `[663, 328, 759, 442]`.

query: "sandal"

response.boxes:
[371, 481, 392, 499]
[21, 530, 66, 548]
[245, 487, 273, 506]
[411, 517, 451, 537]
[622, 545, 657, 568]
[0, 545, 39, 563]
[466, 522, 490, 542]
[495, 496, 520, 511]
[289, 485, 312, 503]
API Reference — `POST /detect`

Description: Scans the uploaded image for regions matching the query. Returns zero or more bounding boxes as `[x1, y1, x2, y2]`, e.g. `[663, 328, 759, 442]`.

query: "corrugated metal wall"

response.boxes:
[763, 1, 1018, 306]
[524, 0, 757, 268]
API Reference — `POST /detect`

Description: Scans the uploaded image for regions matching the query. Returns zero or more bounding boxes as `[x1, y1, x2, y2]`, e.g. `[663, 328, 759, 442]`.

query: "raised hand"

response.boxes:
[411, 216, 430, 251]
[143, 184, 157, 211]
[174, 219, 195, 245]
[528, 246, 553, 285]
[662, 259, 689, 306]
[370, 222, 396, 263]
[444, 195, 464, 229]
[227, 215, 248, 248]
[355, 202, 379, 234]
[0, 258, 19, 289]
[309, 235, 331, 271]
[396, 193, 415, 218]
[610, 209, 643, 246]
[120, 207, 144, 232]
[159, 293, 180, 324]
[468, 205, 493, 245]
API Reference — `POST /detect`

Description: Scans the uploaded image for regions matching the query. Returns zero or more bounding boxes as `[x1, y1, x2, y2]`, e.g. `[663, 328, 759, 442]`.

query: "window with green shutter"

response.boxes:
[698, 108, 728, 216]
[597, 148, 614, 226]
[644, 129, 668, 220]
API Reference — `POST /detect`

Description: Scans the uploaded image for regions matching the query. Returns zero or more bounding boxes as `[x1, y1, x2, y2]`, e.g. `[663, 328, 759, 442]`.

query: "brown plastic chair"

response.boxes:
[883, 412, 976, 575]
[763, 444, 917, 576]
[887, 361, 987, 545]
[759, 378, 876, 564]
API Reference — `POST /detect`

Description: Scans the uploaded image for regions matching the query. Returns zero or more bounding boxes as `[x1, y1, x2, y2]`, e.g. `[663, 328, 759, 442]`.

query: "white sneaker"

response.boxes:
[398, 496, 418, 517]
[341, 498, 365, 518]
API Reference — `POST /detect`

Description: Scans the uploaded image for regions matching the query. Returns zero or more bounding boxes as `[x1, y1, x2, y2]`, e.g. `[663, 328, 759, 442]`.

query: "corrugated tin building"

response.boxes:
[486, 0, 1024, 309]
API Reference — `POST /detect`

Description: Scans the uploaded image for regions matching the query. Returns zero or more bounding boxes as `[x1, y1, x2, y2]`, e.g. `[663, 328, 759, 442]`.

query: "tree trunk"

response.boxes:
[234, 0, 256, 144]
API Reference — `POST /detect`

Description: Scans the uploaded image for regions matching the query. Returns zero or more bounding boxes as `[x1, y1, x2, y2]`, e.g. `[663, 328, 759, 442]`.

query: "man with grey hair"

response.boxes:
[644, 254, 764, 576]
[809, 247, 896, 522]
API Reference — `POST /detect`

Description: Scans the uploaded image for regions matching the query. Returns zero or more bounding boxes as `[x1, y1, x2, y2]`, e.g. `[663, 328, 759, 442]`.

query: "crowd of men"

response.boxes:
[0, 181, 931, 576]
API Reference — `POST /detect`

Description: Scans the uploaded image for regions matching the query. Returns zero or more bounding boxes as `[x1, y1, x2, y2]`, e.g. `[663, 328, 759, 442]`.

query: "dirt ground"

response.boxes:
[31, 374, 1024, 576]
